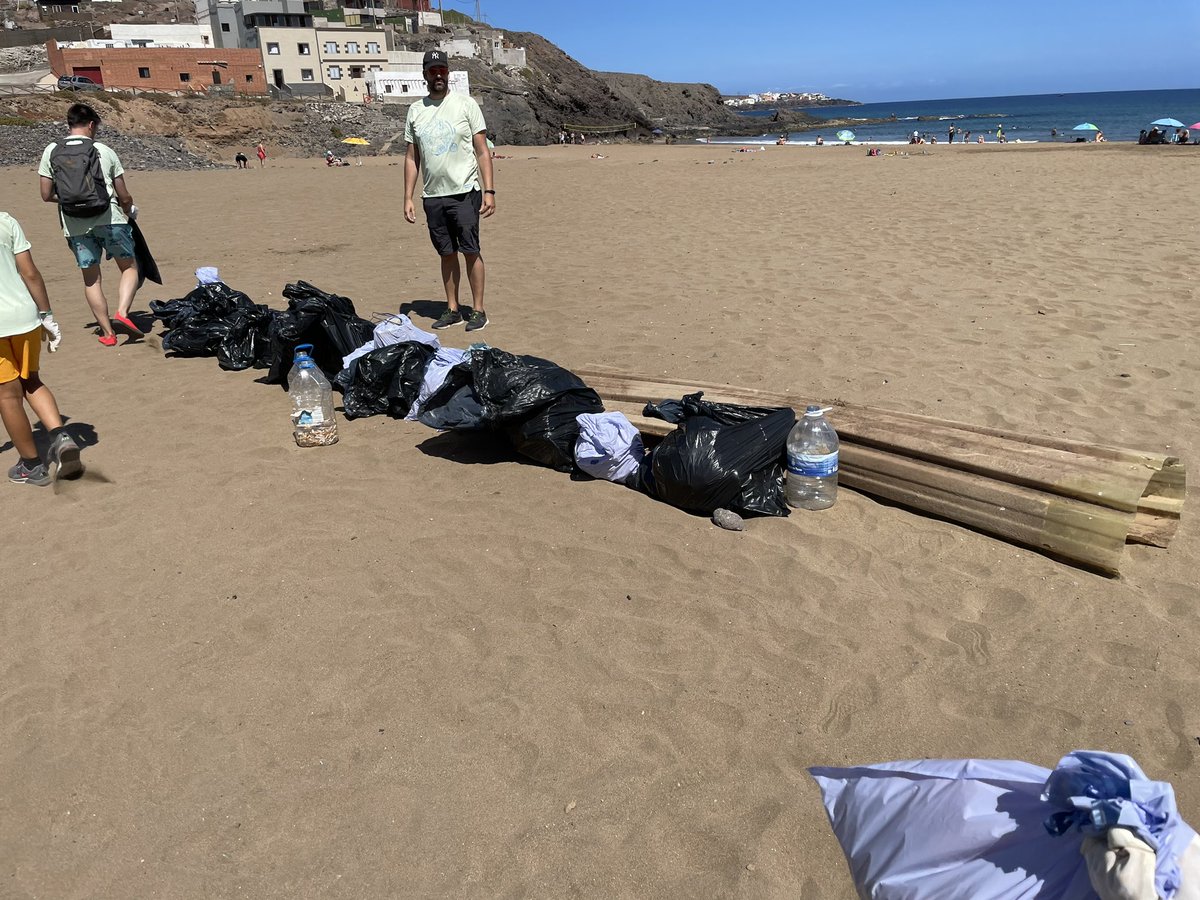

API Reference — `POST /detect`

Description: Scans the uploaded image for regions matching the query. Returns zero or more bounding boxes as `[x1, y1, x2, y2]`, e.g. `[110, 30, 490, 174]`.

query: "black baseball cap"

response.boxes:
[423, 50, 449, 72]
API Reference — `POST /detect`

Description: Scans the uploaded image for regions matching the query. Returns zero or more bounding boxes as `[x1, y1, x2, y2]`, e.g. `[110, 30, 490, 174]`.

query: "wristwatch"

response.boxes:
[38, 310, 53, 320]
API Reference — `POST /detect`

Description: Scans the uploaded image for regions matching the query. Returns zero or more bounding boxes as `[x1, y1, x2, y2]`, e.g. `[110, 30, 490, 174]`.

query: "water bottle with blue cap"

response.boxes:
[786, 405, 839, 509]
[288, 343, 338, 447]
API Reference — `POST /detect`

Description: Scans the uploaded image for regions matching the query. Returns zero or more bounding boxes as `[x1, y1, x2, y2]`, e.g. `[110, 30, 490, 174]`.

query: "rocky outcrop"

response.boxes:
[0, 22, 841, 167]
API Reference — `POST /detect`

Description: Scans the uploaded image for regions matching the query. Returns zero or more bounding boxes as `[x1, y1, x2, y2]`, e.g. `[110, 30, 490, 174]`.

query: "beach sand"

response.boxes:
[3, 142, 1198, 897]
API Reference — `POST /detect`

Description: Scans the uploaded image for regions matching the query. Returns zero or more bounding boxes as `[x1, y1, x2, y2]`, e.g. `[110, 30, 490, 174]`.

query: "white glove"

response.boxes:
[40, 314, 62, 352]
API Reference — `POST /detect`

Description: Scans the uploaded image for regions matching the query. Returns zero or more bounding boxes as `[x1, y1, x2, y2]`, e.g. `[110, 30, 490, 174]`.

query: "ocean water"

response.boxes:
[720, 89, 1200, 145]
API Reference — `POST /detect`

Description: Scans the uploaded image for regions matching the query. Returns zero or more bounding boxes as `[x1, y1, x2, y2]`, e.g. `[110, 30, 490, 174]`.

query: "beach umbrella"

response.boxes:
[1151, 118, 1184, 128]
[341, 137, 370, 146]
[1188, 122, 1200, 130]
[1072, 123, 1099, 131]
[836, 129, 855, 143]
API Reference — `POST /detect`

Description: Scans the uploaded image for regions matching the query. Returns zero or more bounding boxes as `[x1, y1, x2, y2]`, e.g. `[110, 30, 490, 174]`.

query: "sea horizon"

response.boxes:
[721, 87, 1200, 145]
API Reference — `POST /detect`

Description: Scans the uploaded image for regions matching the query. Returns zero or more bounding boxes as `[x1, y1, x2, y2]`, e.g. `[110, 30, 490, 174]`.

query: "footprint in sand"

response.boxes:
[819, 677, 880, 736]
[1164, 701, 1195, 773]
[946, 621, 992, 665]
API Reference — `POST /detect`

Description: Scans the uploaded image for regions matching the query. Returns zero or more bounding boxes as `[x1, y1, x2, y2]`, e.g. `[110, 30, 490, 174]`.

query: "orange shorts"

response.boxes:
[0, 326, 41, 384]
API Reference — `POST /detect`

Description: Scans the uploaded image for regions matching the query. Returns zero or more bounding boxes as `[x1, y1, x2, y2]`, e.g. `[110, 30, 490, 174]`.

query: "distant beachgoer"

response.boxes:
[1050, 128, 1058, 140]
[0, 210, 82, 486]
[815, 134, 824, 145]
[1096, 131, 1106, 143]
[911, 130, 919, 144]
[256, 142, 267, 167]
[976, 135, 984, 144]
[947, 123, 956, 143]
[963, 130, 971, 143]
[558, 130, 566, 145]
[996, 125, 1005, 143]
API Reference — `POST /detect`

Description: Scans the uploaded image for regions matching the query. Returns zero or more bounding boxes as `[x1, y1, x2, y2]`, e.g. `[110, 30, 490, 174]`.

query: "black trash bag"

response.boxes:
[217, 303, 276, 371]
[470, 348, 604, 471]
[644, 392, 786, 427]
[161, 319, 231, 357]
[263, 280, 373, 387]
[342, 341, 437, 420]
[150, 281, 248, 331]
[643, 393, 795, 517]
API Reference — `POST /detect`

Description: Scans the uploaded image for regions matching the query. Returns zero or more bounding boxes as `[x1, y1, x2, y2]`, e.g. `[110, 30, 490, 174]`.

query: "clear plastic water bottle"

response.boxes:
[786, 405, 839, 509]
[288, 344, 338, 447]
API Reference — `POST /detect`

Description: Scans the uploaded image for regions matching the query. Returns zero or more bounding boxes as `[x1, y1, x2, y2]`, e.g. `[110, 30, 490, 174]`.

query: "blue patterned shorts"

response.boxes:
[66, 224, 135, 269]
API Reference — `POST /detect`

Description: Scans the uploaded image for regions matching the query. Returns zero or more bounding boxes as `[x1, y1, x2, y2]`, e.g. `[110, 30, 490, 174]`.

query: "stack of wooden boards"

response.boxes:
[577, 369, 1185, 576]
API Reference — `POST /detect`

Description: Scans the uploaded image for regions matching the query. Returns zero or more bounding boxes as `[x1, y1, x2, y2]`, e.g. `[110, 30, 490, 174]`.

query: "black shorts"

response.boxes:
[423, 189, 482, 256]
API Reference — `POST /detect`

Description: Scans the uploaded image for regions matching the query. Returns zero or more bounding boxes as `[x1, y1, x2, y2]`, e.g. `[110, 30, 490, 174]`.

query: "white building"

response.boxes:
[109, 23, 212, 48]
[371, 68, 468, 101]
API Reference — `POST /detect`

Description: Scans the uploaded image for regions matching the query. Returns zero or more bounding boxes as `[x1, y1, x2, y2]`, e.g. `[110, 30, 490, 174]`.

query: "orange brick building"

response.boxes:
[48, 42, 267, 94]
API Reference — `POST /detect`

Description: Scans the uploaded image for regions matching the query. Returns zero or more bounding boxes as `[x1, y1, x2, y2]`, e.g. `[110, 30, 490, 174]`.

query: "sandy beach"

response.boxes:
[3, 141, 1198, 898]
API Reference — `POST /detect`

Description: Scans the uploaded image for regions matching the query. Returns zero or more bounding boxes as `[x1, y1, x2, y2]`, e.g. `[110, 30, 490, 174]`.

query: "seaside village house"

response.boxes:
[44, 0, 524, 105]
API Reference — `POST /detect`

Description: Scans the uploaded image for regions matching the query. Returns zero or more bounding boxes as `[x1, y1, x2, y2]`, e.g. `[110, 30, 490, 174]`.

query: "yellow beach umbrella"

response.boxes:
[341, 137, 370, 146]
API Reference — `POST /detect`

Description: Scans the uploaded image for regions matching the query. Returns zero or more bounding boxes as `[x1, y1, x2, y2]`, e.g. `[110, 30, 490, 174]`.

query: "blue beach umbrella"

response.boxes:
[835, 129, 855, 143]
[1151, 117, 1184, 128]
[1072, 123, 1099, 131]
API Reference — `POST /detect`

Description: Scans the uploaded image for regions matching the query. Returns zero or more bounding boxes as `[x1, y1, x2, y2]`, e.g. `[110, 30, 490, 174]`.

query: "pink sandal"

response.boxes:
[98, 334, 118, 347]
[113, 314, 143, 336]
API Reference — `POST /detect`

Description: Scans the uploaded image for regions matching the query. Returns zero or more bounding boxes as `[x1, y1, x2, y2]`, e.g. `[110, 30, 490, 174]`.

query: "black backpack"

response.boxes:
[50, 138, 111, 218]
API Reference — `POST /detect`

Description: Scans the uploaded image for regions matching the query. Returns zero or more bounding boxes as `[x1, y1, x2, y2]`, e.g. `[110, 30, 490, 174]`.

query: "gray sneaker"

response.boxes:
[431, 307, 463, 329]
[465, 309, 488, 332]
[8, 459, 52, 486]
[48, 432, 83, 481]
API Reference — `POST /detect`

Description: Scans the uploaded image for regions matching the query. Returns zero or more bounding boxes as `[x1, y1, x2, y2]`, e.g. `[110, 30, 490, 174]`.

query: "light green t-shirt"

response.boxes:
[38, 137, 129, 238]
[0, 213, 39, 339]
[404, 92, 487, 197]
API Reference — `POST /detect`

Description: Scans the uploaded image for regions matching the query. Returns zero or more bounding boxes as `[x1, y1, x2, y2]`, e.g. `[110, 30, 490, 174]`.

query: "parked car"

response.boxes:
[57, 75, 101, 91]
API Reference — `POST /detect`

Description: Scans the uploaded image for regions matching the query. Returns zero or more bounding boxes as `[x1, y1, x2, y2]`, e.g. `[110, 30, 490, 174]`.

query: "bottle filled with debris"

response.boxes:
[288, 344, 338, 447]
[786, 405, 838, 509]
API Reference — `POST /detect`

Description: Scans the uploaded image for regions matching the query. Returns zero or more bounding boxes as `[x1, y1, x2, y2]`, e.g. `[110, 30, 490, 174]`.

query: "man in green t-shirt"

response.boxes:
[403, 50, 496, 333]
[38, 103, 140, 347]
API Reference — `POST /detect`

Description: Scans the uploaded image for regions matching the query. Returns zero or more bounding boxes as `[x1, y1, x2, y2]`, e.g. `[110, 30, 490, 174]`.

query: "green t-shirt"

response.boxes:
[38, 137, 129, 238]
[403, 92, 487, 197]
[0, 213, 38, 339]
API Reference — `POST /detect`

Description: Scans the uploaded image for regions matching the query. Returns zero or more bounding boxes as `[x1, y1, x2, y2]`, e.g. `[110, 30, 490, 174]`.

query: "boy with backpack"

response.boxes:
[0, 211, 83, 486]
[38, 102, 140, 347]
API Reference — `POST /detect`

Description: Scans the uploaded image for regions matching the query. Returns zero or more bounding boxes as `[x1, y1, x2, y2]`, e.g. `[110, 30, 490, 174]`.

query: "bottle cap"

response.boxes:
[294, 343, 314, 359]
[804, 405, 833, 417]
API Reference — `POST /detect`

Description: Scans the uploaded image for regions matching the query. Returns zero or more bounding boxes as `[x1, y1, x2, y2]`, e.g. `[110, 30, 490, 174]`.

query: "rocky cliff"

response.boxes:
[0, 22, 831, 166]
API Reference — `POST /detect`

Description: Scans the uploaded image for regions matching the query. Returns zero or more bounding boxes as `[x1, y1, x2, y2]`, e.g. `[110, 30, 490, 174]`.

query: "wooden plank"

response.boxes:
[579, 367, 1183, 520]
[585, 368, 1185, 572]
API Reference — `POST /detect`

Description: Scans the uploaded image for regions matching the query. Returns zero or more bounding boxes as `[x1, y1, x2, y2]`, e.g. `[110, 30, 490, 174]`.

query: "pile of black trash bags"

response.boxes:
[152, 279, 796, 519]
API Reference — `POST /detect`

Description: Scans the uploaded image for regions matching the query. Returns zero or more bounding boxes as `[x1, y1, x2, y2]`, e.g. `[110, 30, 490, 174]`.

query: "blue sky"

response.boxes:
[451, 0, 1199, 102]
